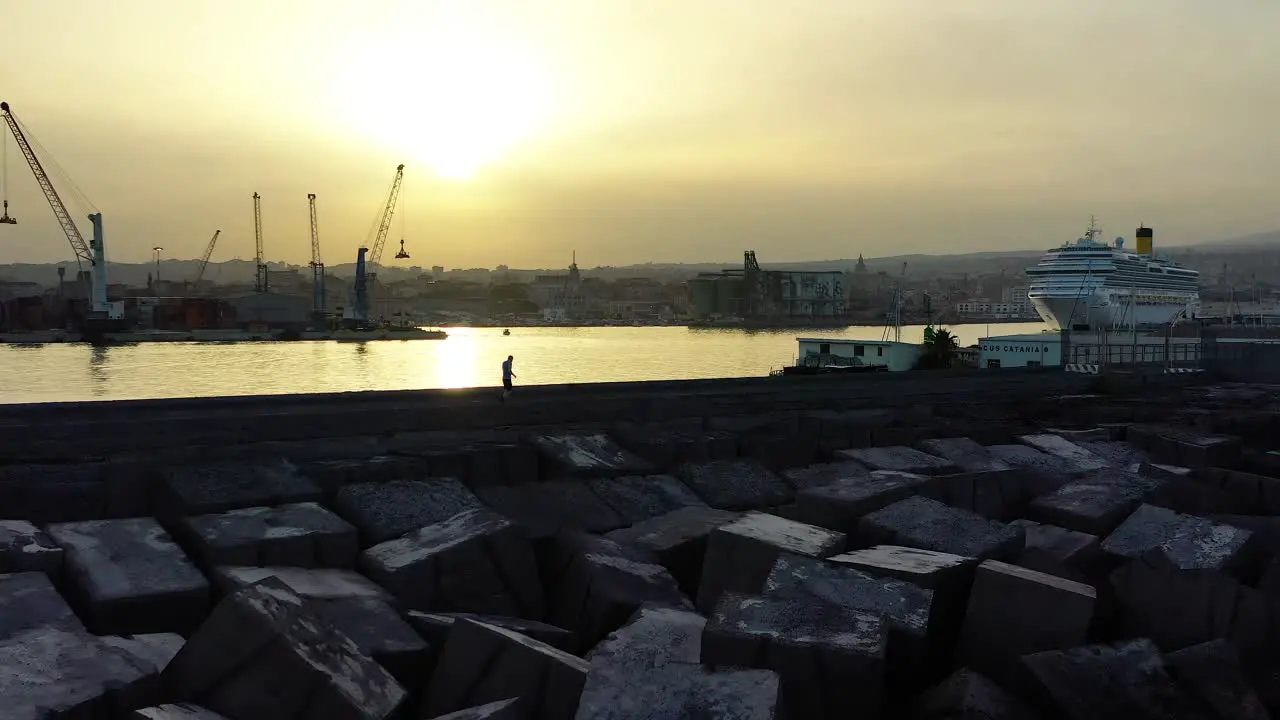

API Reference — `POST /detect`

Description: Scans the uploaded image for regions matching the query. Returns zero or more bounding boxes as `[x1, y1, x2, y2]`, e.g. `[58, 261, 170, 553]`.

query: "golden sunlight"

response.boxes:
[337, 34, 551, 181]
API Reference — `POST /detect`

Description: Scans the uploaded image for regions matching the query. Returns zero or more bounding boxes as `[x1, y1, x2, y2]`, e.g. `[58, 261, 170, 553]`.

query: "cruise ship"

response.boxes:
[1026, 218, 1200, 330]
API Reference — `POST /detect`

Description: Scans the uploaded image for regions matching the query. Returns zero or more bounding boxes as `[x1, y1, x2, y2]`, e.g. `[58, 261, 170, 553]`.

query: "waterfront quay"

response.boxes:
[3, 369, 1280, 718]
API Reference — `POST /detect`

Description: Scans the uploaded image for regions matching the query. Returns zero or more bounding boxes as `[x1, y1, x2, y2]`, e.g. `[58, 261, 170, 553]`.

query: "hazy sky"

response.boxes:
[1, 1, 1277, 269]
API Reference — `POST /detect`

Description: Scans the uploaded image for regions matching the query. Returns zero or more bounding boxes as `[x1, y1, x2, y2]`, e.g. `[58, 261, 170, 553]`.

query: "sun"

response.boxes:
[337, 35, 551, 181]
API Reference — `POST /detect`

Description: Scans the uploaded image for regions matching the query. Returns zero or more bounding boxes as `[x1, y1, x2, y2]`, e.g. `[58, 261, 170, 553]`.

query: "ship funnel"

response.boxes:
[1115, 237, 1125, 249]
[1136, 225, 1153, 256]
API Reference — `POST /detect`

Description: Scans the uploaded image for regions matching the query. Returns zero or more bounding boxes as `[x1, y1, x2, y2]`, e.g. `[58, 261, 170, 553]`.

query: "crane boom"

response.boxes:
[308, 193, 321, 266]
[252, 192, 268, 293]
[308, 193, 324, 316]
[0, 102, 92, 266]
[365, 164, 404, 270]
[193, 230, 221, 286]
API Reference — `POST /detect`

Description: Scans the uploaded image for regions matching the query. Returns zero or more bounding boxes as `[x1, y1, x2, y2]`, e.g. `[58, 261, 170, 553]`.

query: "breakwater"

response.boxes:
[5, 370, 1280, 718]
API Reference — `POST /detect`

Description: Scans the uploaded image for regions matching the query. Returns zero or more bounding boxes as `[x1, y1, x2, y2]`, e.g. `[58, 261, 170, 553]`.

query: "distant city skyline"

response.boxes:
[2, 1, 1278, 266]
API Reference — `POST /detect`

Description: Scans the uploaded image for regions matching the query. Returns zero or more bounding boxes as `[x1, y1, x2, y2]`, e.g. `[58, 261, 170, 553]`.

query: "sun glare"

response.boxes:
[338, 35, 551, 181]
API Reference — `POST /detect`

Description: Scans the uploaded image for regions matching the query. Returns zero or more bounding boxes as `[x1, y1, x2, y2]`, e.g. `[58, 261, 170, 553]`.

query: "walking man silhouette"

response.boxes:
[499, 355, 516, 403]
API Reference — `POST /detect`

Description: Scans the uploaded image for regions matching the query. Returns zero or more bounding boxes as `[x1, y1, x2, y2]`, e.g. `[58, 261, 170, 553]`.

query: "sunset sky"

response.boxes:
[1, 0, 1276, 268]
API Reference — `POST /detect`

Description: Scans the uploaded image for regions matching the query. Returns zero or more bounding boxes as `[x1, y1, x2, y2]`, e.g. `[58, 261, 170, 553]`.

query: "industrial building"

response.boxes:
[689, 251, 848, 321]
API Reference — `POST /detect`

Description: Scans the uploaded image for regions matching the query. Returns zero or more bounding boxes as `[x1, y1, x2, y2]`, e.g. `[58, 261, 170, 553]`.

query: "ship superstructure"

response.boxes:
[1026, 218, 1199, 330]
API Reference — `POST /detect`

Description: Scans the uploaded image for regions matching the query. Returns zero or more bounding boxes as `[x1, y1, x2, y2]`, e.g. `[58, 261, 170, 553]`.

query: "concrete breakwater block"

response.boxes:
[423, 618, 589, 720]
[307, 596, 432, 686]
[917, 437, 1013, 473]
[159, 460, 322, 516]
[0, 626, 173, 720]
[394, 440, 538, 488]
[0, 462, 123, 524]
[911, 668, 1039, 720]
[180, 502, 358, 569]
[1081, 440, 1151, 471]
[1019, 638, 1197, 720]
[531, 433, 653, 480]
[0, 571, 86, 640]
[794, 470, 927, 533]
[696, 511, 845, 613]
[0, 519, 64, 577]
[837, 446, 961, 476]
[47, 517, 210, 635]
[1101, 504, 1254, 572]
[605, 506, 740, 597]
[1164, 639, 1270, 720]
[587, 474, 706, 524]
[475, 481, 627, 538]
[544, 534, 691, 652]
[919, 469, 1032, 520]
[1017, 434, 1110, 474]
[986, 444, 1083, 485]
[1010, 519, 1102, 579]
[576, 604, 783, 720]
[764, 554, 938, 692]
[859, 496, 1025, 562]
[130, 704, 232, 719]
[782, 460, 870, 491]
[1198, 468, 1280, 516]
[212, 565, 394, 603]
[427, 698, 525, 719]
[163, 579, 406, 720]
[1127, 424, 1241, 468]
[361, 509, 542, 618]
[677, 459, 794, 510]
[333, 479, 483, 546]
[703, 592, 888, 719]
[298, 455, 430, 495]
[610, 421, 721, 470]
[406, 610, 577, 654]
[1027, 470, 1165, 536]
[958, 560, 1096, 683]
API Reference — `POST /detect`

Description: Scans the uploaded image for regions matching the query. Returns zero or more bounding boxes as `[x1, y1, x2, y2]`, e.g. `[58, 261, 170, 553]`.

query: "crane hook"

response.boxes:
[395, 237, 410, 260]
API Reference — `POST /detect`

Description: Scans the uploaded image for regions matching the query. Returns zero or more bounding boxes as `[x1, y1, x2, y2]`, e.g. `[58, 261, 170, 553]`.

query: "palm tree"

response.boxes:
[916, 327, 959, 369]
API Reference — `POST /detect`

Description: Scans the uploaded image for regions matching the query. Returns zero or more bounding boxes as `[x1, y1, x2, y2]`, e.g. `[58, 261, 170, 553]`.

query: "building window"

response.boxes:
[855, 345, 866, 357]
[877, 347, 884, 357]
[819, 343, 830, 354]
[987, 359, 1001, 369]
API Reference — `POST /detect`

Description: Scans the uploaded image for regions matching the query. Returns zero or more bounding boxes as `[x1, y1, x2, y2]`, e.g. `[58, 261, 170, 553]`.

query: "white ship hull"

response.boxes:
[1029, 288, 1198, 330]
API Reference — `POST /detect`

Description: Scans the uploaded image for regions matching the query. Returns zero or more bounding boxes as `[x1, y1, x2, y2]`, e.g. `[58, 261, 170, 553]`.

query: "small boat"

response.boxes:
[503, 329, 511, 336]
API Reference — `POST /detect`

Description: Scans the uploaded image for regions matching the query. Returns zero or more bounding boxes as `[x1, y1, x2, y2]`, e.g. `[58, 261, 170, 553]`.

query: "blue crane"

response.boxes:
[351, 164, 404, 328]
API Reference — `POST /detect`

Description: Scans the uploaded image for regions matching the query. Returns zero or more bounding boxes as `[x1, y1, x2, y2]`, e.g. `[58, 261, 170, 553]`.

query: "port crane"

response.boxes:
[190, 229, 221, 290]
[351, 164, 404, 327]
[252, 192, 268, 293]
[0, 124, 15, 224]
[0, 101, 121, 323]
[308, 193, 324, 317]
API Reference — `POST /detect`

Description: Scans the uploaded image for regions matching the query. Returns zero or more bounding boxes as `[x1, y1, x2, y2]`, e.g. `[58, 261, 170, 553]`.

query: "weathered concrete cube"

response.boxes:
[958, 560, 1096, 683]
[1164, 639, 1269, 720]
[610, 421, 715, 471]
[677, 459, 794, 510]
[1080, 440, 1150, 471]
[916, 437, 1013, 473]
[0, 461, 129, 524]
[130, 704, 232, 719]
[306, 596, 432, 686]
[919, 469, 1033, 520]
[163, 579, 406, 720]
[1020, 638, 1197, 720]
[531, 433, 653, 480]
[1128, 424, 1241, 468]
[427, 699, 525, 719]
[475, 481, 627, 538]
[180, 502, 358, 569]
[859, 496, 1025, 561]
[1211, 514, 1280, 555]
[406, 610, 577, 654]
[576, 604, 783, 720]
[0, 520, 64, 577]
[424, 618, 589, 719]
[764, 554, 940, 692]
[1017, 434, 1109, 474]
[211, 565, 394, 603]
[696, 511, 845, 613]
[0, 571, 85, 640]
[1026, 470, 1165, 536]
[159, 460, 322, 516]
[704, 592, 887, 719]
[911, 668, 1039, 720]
[1101, 504, 1254, 572]
[1011, 519, 1102, 579]
[47, 517, 210, 635]
[298, 455, 430, 495]
[544, 533, 692, 652]
[333, 479, 483, 545]
[587, 474, 706, 524]
[795, 470, 927, 533]
[0, 626, 174, 720]
[987, 444, 1084, 485]
[361, 508, 543, 618]
[1199, 468, 1280, 515]
[605, 505, 740, 597]
[837, 446, 960, 476]
[781, 460, 870, 491]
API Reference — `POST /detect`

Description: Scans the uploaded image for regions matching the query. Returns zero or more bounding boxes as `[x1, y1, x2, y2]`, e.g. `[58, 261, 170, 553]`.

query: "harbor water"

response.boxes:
[0, 323, 1046, 404]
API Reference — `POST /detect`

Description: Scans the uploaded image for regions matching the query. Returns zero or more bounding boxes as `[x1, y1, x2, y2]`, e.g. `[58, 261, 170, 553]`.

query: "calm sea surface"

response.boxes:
[0, 323, 1046, 404]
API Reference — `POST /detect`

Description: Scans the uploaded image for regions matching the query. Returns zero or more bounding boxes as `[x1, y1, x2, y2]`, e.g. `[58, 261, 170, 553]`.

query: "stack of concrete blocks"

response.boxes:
[3, 400, 1280, 719]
